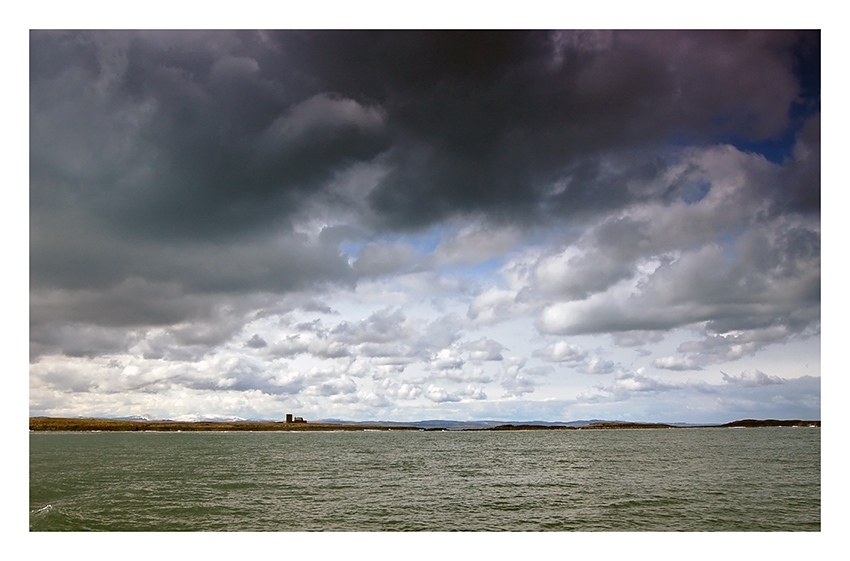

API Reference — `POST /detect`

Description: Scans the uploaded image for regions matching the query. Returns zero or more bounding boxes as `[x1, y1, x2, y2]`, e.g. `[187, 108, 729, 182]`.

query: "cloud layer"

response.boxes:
[30, 30, 820, 423]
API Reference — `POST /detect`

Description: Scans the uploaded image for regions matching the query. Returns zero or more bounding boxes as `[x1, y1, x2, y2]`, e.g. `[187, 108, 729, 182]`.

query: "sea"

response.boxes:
[29, 427, 820, 532]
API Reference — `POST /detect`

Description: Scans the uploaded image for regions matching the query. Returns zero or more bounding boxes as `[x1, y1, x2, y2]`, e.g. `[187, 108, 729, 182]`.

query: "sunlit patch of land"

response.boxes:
[28, 417, 420, 432]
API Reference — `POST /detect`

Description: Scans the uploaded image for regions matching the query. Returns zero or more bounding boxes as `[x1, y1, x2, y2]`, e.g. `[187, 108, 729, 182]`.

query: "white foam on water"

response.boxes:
[31, 504, 53, 516]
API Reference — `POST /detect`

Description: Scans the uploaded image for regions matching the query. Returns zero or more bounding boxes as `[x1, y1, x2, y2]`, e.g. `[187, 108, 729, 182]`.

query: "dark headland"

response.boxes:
[29, 417, 820, 432]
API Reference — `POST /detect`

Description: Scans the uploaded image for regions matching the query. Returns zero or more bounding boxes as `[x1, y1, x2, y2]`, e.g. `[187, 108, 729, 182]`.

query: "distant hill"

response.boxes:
[315, 418, 716, 429]
[314, 418, 614, 429]
[719, 419, 820, 428]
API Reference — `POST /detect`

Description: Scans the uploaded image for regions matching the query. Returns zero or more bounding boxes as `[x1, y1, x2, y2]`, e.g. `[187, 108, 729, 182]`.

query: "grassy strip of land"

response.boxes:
[30, 417, 819, 432]
[29, 417, 419, 432]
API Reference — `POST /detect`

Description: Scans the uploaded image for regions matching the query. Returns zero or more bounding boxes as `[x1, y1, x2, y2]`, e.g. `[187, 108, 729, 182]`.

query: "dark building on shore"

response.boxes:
[285, 413, 306, 424]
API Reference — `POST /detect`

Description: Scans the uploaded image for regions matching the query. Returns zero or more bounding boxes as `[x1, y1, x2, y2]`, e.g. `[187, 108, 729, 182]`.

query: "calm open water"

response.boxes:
[29, 427, 820, 531]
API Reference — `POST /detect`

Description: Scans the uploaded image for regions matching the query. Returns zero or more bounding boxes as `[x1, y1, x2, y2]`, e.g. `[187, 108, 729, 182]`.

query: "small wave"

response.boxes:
[31, 504, 53, 516]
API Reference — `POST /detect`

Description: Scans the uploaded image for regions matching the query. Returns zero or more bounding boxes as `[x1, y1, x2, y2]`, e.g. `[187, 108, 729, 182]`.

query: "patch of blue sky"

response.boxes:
[405, 226, 446, 255]
[662, 119, 800, 165]
[339, 240, 365, 259]
[681, 181, 712, 205]
[716, 131, 798, 164]
[437, 256, 505, 280]
[715, 229, 748, 260]
[340, 225, 450, 260]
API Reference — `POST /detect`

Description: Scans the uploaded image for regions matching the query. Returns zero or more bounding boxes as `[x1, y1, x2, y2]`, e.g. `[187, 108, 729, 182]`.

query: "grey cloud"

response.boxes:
[467, 288, 535, 326]
[130, 329, 208, 362]
[269, 333, 350, 360]
[352, 240, 424, 278]
[165, 356, 294, 396]
[645, 228, 819, 318]
[30, 323, 134, 360]
[275, 309, 463, 371]
[357, 343, 416, 362]
[501, 357, 540, 397]
[530, 143, 808, 307]
[32, 223, 355, 297]
[293, 304, 337, 323]
[678, 324, 816, 363]
[245, 334, 267, 348]
[330, 307, 413, 345]
[537, 209, 819, 345]
[31, 365, 100, 394]
[431, 223, 523, 267]
[29, 232, 355, 353]
[612, 331, 665, 348]
[30, 280, 283, 362]
[309, 377, 358, 397]
[261, 93, 385, 147]
[417, 314, 465, 354]
[501, 374, 537, 397]
[534, 246, 635, 301]
[168, 313, 247, 347]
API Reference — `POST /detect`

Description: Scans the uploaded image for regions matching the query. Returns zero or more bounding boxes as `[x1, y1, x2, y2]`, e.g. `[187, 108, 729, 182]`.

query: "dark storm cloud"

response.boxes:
[31, 30, 818, 242]
[41, 34, 387, 242]
[30, 30, 375, 323]
[30, 30, 819, 361]
[292, 29, 814, 229]
[29, 323, 133, 359]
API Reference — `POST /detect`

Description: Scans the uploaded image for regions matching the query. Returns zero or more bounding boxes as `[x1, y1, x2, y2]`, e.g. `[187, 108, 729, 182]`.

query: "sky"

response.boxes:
[28, 29, 822, 424]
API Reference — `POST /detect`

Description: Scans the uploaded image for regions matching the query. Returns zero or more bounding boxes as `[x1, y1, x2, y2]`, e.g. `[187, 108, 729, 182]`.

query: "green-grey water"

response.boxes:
[29, 427, 820, 531]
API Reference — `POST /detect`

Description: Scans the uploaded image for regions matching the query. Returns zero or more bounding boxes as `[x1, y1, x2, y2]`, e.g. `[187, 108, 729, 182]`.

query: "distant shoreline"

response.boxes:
[29, 417, 820, 432]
